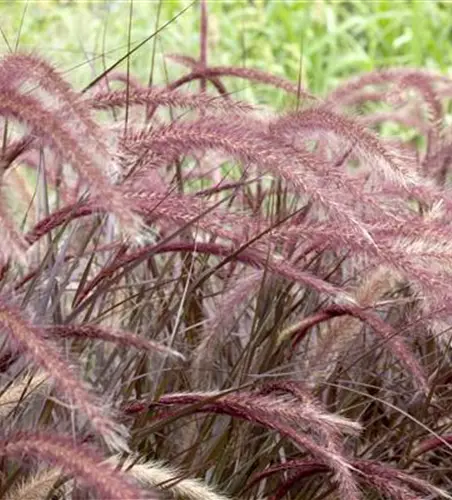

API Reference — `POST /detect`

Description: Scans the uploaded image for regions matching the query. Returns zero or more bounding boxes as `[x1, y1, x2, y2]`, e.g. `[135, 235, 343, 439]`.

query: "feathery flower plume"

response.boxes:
[270, 106, 422, 189]
[329, 69, 444, 166]
[0, 135, 34, 172]
[0, 432, 155, 499]
[0, 299, 129, 451]
[121, 117, 383, 244]
[0, 56, 140, 236]
[4, 468, 62, 500]
[125, 390, 361, 500]
[88, 86, 253, 114]
[295, 302, 427, 392]
[411, 434, 452, 458]
[0, 53, 112, 160]
[107, 454, 230, 500]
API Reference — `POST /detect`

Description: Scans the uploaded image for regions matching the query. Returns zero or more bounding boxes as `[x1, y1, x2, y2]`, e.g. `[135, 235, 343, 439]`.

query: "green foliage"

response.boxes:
[3, 0, 452, 95]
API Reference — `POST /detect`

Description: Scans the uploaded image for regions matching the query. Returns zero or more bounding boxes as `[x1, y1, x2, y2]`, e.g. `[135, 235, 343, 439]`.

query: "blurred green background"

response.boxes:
[2, 0, 452, 99]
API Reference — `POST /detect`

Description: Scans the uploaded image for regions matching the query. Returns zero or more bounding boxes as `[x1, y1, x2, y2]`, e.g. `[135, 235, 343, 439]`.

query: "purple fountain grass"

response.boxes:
[276, 216, 452, 304]
[119, 116, 388, 243]
[0, 53, 117, 183]
[2, 10, 452, 500]
[72, 239, 351, 310]
[255, 379, 362, 436]
[426, 141, 452, 184]
[270, 105, 423, 189]
[16, 171, 452, 335]
[361, 110, 431, 136]
[20, 202, 98, 253]
[0, 54, 140, 237]
[124, 388, 361, 500]
[11, 182, 440, 391]
[396, 73, 443, 134]
[0, 90, 137, 226]
[0, 432, 155, 499]
[412, 434, 452, 458]
[0, 299, 129, 452]
[326, 68, 445, 174]
[248, 458, 451, 499]
[287, 302, 427, 391]
[0, 53, 105, 141]
[24, 183, 255, 250]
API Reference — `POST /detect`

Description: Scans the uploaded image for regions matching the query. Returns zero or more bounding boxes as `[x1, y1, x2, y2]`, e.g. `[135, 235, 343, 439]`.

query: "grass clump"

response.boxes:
[2, 1, 452, 499]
